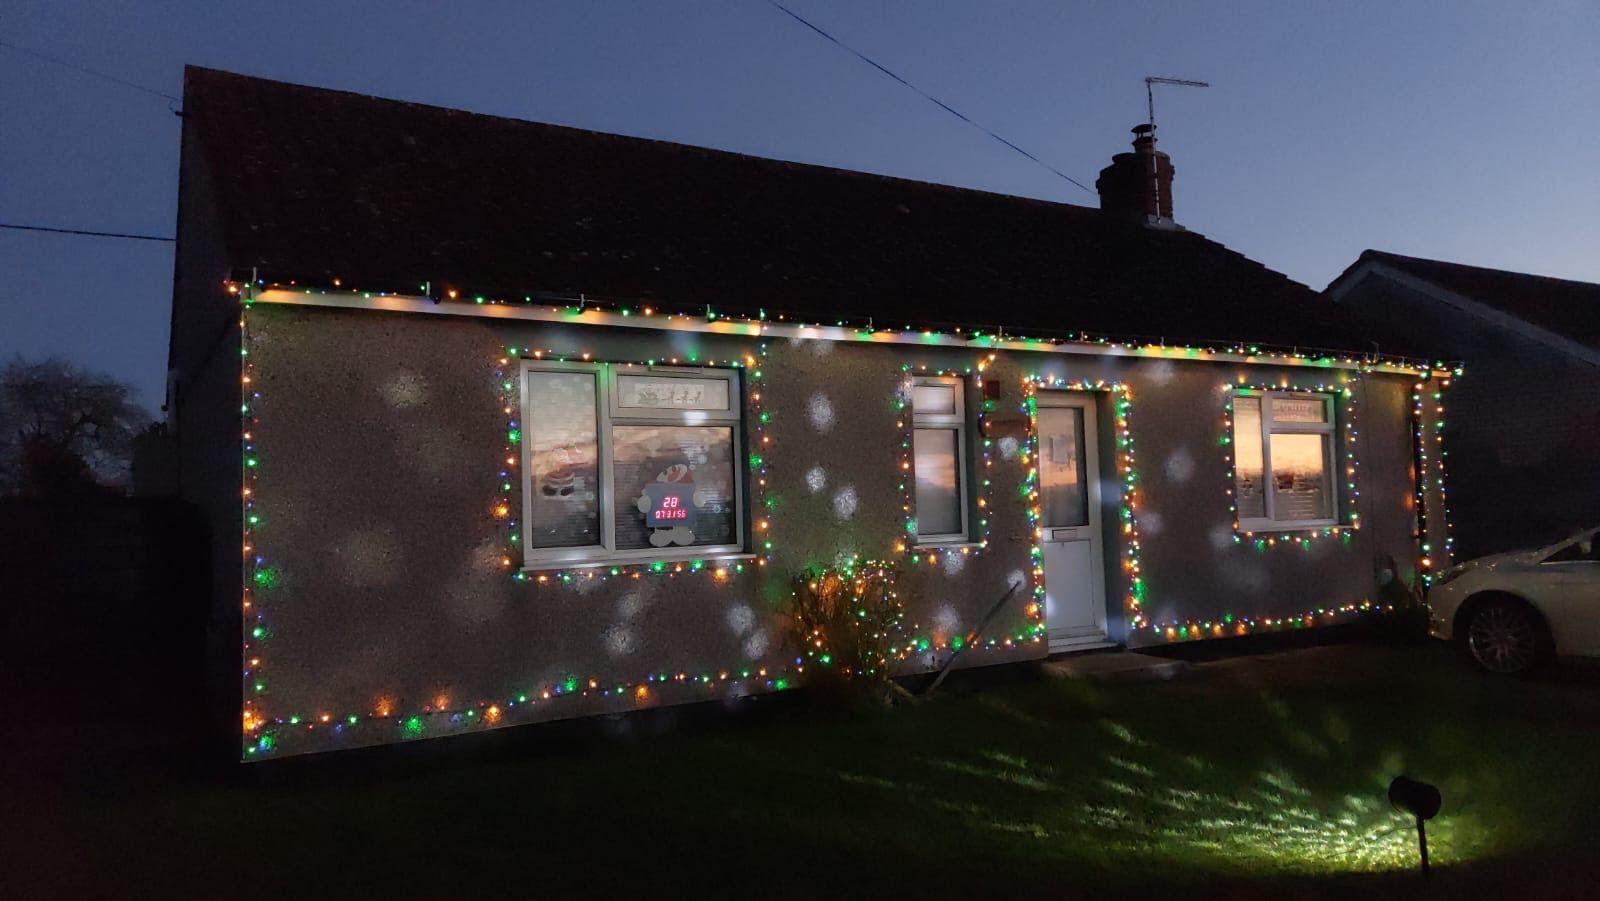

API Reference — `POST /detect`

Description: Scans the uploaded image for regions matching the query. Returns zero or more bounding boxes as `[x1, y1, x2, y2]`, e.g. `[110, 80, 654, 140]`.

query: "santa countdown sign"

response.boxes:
[642, 482, 698, 528]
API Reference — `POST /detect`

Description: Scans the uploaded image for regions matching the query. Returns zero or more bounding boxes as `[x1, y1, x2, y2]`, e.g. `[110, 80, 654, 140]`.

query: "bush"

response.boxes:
[784, 561, 905, 700]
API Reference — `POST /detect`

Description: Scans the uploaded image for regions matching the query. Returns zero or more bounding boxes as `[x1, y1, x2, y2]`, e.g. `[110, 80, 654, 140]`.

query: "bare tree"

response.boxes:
[0, 357, 152, 496]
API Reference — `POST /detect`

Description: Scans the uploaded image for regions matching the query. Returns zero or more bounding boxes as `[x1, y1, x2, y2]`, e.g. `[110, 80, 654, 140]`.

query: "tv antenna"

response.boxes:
[1145, 76, 1210, 131]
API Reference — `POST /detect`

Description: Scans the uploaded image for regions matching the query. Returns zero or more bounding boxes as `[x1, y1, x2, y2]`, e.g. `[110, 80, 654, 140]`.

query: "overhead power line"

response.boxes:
[0, 39, 179, 103]
[764, 0, 1093, 194]
[0, 222, 175, 242]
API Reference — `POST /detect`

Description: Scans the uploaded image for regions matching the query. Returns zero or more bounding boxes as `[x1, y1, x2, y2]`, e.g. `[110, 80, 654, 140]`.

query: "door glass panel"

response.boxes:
[526, 370, 601, 548]
[1040, 407, 1088, 528]
[1232, 396, 1265, 519]
[913, 428, 963, 536]
[1270, 432, 1331, 521]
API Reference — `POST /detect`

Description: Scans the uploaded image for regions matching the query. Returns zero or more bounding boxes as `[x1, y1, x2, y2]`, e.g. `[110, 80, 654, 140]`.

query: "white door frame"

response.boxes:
[1037, 391, 1112, 652]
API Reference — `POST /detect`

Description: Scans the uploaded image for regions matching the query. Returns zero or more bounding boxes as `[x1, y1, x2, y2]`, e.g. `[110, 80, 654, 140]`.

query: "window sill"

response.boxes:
[913, 540, 986, 550]
[522, 551, 757, 573]
[1237, 520, 1342, 535]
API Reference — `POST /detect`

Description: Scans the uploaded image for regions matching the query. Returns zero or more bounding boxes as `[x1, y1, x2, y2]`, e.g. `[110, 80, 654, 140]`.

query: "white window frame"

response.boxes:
[521, 360, 746, 568]
[1233, 389, 1338, 532]
[910, 375, 971, 546]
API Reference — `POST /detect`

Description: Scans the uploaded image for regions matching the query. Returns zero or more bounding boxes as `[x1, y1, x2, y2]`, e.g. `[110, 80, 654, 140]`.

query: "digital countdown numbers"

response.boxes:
[642, 483, 698, 528]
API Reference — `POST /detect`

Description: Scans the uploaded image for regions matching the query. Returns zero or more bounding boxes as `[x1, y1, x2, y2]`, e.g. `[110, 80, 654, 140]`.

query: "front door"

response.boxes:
[1037, 392, 1109, 651]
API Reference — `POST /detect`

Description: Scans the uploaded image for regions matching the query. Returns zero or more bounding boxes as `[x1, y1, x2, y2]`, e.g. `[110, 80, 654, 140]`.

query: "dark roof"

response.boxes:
[182, 66, 1412, 357]
[1332, 250, 1600, 352]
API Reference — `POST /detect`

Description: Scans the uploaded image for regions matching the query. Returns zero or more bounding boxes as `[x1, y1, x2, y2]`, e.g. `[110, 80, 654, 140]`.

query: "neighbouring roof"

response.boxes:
[181, 66, 1426, 359]
[1331, 250, 1600, 352]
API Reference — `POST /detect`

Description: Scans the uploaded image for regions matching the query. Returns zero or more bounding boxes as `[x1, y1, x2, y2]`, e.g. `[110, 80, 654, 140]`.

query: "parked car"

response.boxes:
[1428, 528, 1600, 673]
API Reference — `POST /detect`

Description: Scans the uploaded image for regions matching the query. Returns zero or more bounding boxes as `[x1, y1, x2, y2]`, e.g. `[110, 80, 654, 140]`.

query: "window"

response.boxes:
[910, 376, 970, 544]
[1231, 390, 1336, 530]
[521, 361, 744, 567]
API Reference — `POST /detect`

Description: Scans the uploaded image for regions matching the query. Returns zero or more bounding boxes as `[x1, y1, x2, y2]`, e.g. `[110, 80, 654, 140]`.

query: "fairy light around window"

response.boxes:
[240, 323, 794, 759]
[1151, 372, 1459, 640]
[888, 356, 1044, 661]
[893, 359, 996, 560]
[1220, 378, 1364, 550]
[491, 344, 777, 586]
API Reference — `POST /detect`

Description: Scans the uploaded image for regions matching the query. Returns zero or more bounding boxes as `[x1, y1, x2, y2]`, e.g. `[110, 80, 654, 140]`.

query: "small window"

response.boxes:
[1231, 390, 1336, 531]
[522, 361, 744, 567]
[910, 375, 970, 545]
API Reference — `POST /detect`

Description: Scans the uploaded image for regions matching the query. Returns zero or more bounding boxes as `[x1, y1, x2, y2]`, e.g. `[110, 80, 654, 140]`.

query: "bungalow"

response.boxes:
[168, 68, 1456, 760]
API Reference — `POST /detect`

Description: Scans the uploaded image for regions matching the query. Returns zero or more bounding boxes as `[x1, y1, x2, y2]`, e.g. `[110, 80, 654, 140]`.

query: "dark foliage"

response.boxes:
[0, 356, 151, 496]
[784, 562, 905, 698]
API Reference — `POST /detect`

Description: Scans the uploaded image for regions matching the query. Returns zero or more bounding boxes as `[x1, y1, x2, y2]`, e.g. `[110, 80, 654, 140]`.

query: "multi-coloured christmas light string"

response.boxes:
[1146, 371, 1459, 640]
[241, 327, 798, 757]
[1412, 372, 1459, 583]
[235, 278, 1463, 754]
[238, 278, 1452, 376]
[1148, 600, 1389, 643]
[1022, 376, 1148, 632]
[1219, 377, 1364, 550]
[490, 343, 776, 587]
[237, 311, 1027, 756]
[892, 359, 995, 561]
[886, 356, 1049, 661]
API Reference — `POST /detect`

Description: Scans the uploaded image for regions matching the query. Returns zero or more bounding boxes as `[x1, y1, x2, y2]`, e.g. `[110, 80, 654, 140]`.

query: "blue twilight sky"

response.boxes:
[3, 1, 1597, 411]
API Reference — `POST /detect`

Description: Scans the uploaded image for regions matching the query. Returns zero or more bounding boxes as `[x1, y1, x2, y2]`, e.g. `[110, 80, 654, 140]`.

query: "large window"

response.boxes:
[910, 375, 971, 545]
[521, 361, 744, 567]
[1231, 390, 1336, 530]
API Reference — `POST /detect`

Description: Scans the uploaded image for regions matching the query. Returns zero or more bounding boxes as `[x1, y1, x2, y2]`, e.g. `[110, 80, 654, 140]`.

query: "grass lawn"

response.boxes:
[5, 642, 1599, 899]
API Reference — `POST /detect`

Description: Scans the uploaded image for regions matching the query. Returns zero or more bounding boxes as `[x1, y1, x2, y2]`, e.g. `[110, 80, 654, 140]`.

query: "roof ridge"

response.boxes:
[182, 65, 1104, 218]
[1362, 249, 1600, 291]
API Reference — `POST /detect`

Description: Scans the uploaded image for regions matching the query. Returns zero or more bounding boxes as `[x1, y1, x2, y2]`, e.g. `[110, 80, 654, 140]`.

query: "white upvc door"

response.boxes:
[1037, 392, 1110, 651]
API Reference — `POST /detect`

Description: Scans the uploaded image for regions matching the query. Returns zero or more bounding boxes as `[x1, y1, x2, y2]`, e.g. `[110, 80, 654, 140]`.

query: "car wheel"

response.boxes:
[1466, 599, 1548, 675]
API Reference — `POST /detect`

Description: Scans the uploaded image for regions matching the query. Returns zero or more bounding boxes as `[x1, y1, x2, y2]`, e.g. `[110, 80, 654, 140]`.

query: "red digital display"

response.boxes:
[644, 483, 697, 527]
[655, 495, 687, 519]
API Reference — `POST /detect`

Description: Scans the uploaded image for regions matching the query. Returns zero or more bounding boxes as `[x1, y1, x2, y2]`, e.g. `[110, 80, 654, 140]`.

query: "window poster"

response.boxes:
[617, 376, 730, 412]
[1272, 396, 1327, 424]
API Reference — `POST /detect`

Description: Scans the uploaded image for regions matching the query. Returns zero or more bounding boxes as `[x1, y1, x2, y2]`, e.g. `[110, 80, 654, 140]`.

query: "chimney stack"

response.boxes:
[1096, 124, 1176, 227]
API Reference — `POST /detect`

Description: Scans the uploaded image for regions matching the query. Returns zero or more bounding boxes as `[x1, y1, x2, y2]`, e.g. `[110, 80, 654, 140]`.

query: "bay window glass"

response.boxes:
[522, 362, 744, 566]
[1230, 389, 1336, 530]
[910, 376, 970, 544]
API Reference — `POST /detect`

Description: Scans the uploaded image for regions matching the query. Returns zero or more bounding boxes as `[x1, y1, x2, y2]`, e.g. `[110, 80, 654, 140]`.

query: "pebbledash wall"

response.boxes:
[225, 292, 1451, 760]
